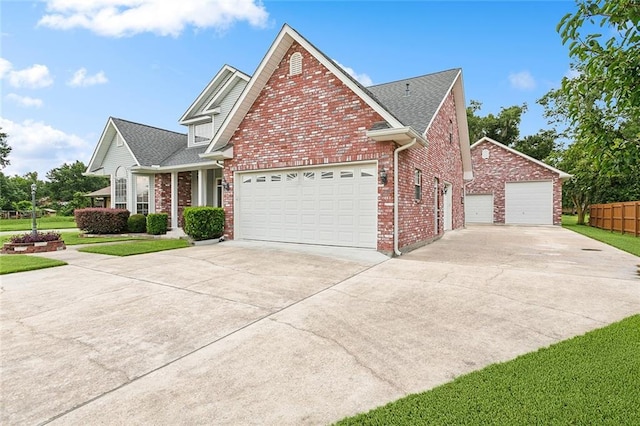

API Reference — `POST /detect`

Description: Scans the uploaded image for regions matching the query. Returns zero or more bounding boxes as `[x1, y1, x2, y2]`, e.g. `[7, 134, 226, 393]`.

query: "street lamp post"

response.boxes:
[31, 183, 37, 237]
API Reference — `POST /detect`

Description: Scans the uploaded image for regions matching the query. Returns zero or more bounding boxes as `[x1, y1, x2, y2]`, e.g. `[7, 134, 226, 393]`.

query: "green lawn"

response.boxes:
[337, 315, 640, 425]
[78, 238, 190, 256]
[0, 255, 67, 275]
[562, 215, 640, 257]
[0, 216, 77, 231]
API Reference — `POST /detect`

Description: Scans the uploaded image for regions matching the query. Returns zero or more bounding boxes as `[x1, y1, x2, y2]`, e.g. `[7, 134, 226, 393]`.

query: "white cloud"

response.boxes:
[0, 117, 92, 178]
[508, 71, 536, 91]
[335, 61, 373, 86]
[0, 58, 54, 89]
[68, 68, 108, 87]
[6, 94, 44, 108]
[38, 0, 269, 37]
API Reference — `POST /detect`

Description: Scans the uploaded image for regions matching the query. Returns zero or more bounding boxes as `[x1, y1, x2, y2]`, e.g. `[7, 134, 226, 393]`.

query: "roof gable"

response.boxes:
[111, 118, 187, 167]
[206, 24, 406, 154]
[86, 118, 139, 174]
[471, 137, 571, 179]
[179, 65, 250, 124]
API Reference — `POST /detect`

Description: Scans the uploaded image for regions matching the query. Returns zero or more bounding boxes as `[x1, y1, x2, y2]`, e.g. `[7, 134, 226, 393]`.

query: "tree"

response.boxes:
[46, 161, 108, 202]
[512, 129, 559, 162]
[554, 0, 640, 176]
[0, 128, 10, 169]
[466, 101, 528, 146]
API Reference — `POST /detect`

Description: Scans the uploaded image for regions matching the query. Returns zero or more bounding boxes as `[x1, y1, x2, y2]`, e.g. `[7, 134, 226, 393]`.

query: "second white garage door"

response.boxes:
[237, 164, 378, 248]
[505, 181, 553, 225]
[465, 194, 493, 224]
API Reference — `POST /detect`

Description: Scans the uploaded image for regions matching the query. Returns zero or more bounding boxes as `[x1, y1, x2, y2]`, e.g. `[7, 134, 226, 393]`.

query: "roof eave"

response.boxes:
[130, 161, 222, 174]
[200, 146, 234, 160]
[366, 127, 427, 146]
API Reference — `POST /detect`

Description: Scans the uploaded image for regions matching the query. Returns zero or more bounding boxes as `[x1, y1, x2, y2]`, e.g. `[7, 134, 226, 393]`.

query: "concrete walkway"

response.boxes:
[1, 226, 638, 425]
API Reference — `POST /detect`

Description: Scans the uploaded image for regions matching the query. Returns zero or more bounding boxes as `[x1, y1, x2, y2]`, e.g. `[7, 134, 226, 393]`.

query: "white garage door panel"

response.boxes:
[465, 194, 493, 223]
[505, 181, 553, 225]
[238, 164, 377, 248]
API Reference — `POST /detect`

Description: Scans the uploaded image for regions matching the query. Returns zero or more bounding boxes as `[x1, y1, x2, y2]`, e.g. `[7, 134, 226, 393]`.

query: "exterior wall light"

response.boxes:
[380, 168, 388, 185]
[222, 178, 231, 191]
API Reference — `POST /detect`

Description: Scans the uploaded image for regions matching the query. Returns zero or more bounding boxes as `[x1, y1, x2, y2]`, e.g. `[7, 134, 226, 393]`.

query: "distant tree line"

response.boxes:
[0, 129, 108, 215]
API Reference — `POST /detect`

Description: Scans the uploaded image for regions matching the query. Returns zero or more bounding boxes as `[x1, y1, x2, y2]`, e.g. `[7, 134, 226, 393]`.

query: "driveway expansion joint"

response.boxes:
[270, 317, 405, 394]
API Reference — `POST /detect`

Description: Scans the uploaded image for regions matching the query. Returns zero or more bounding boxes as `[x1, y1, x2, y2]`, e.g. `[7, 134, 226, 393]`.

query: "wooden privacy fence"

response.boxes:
[589, 201, 640, 237]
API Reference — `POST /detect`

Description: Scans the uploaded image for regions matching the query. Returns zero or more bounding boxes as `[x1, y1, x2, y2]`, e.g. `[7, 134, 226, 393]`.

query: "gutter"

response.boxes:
[393, 138, 417, 256]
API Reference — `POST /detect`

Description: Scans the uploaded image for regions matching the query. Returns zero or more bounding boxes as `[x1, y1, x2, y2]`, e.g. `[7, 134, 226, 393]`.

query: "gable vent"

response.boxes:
[290, 52, 302, 76]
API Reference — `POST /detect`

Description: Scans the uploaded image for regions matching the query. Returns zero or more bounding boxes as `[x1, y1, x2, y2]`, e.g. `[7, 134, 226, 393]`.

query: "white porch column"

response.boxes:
[171, 171, 178, 229]
[198, 169, 206, 206]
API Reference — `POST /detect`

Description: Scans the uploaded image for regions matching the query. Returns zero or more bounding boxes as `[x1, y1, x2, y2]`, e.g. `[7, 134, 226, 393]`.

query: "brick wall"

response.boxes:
[467, 140, 562, 224]
[222, 42, 466, 252]
[396, 91, 465, 249]
[154, 172, 193, 227]
[223, 42, 395, 250]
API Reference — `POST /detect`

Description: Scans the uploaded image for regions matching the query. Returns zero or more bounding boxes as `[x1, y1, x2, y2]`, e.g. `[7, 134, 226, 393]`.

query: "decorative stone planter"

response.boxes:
[2, 240, 66, 254]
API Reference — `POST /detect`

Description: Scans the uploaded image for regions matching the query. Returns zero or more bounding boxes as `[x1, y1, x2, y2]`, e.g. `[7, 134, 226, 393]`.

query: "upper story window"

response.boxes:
[190, 119, 213, 146]
[289, 52, 302, 76]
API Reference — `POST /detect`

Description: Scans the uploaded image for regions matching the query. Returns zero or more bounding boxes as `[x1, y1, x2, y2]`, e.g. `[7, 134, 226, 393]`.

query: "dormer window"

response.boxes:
[290, 52, 302, 76]
[190, 118, 213, 146]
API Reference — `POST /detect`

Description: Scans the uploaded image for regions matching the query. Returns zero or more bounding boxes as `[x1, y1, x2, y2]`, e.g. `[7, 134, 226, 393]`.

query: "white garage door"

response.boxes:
[237, 164, 378, 248]
[505, 181, 553, 225]
[465, 194, 493, 223]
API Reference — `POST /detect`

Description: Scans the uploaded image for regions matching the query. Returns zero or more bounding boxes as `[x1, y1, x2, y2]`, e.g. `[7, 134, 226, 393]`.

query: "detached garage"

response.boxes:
[466, 137, 571, 225]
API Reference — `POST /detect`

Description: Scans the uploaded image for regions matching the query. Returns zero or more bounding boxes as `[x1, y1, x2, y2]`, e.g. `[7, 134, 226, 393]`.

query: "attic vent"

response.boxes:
[290, 52, 302, 76]
[405, 83, 410, 97]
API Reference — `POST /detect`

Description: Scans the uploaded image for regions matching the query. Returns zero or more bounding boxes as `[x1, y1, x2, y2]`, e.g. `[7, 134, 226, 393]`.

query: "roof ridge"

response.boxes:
[110, 117, 186, 136]
[367, 68, 461, 88]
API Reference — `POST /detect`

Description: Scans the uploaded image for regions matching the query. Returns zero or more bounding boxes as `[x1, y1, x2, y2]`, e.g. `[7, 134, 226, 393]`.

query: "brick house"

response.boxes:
[86, 24, 473, 255]
[465, 137, 570, 225]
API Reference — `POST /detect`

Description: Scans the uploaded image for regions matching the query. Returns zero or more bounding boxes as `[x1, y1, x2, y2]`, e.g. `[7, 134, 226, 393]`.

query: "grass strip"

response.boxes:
[0, 255, 67, 275]
[336, 315, 640, 425]
[562, 215, 640, 257]
[0, 216, 77, 232]
[78, 238, 190, 256]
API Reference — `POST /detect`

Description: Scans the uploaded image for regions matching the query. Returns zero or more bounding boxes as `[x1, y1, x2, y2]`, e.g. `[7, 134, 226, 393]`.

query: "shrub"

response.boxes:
[75, 208, 129, 234]
[146, 213, 168, 235]
[127, 214, 147, 233]
[183, 207, 224, 241]
[9, 232, 62, 243]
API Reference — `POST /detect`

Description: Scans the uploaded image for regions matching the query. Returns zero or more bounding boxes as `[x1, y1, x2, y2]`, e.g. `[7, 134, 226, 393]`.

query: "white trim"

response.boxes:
[179, 65, 250, 124]
[171, 172, 178, 229]
[130, 161, 221, 174]
[206, 24, 405, 154]
[471, 136, 572, 180]
[233, 159, 378, 175]
[198, 169, 206, 206]
[366, 127, 427, 147]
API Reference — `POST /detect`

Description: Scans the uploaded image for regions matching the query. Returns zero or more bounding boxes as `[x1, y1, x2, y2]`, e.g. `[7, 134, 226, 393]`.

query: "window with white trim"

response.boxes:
[193, 120, 213, 145]
[136, 175, 149, 215]
[290, 52, 302, 76]
[414, 169, 422, 200]
[115, 167, 127, 209]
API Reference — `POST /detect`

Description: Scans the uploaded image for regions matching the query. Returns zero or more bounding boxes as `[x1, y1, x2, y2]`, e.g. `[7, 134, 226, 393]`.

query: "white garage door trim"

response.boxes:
[465, 194, 493, 224]
[505, 181, 553, 225]
[236, 163, 378, 249]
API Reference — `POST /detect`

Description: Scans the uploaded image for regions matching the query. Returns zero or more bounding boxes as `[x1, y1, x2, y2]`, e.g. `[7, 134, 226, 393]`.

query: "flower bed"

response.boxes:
[2, 232, 66, 254]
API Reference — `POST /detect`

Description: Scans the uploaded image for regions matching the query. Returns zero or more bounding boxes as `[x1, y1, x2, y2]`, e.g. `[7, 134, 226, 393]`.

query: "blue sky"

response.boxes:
[1, 0, 578, 179]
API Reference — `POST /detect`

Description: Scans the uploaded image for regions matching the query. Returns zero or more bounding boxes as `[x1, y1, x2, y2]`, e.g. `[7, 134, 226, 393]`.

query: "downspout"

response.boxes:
[393, 138, 417, 256]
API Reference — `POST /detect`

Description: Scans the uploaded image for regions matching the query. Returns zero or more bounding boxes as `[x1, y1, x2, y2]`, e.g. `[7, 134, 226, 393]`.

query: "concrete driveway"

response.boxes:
[1, 226, 638, 425]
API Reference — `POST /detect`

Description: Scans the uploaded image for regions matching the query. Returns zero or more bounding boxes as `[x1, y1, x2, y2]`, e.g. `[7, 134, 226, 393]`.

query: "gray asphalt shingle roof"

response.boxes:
[367, 69, 460, 135]
[111, 117, 192, 167]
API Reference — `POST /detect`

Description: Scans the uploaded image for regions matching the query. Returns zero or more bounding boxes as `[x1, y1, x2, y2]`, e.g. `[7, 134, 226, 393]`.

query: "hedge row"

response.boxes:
[75, 208, 129, 234]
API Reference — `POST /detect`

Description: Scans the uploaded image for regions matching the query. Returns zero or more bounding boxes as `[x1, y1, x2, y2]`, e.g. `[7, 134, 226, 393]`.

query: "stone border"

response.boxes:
[2, 240, 66, 254]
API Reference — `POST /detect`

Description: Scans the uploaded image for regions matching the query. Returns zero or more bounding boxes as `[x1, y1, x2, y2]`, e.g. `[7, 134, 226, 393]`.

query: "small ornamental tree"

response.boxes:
[183, 207, 224, 241]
